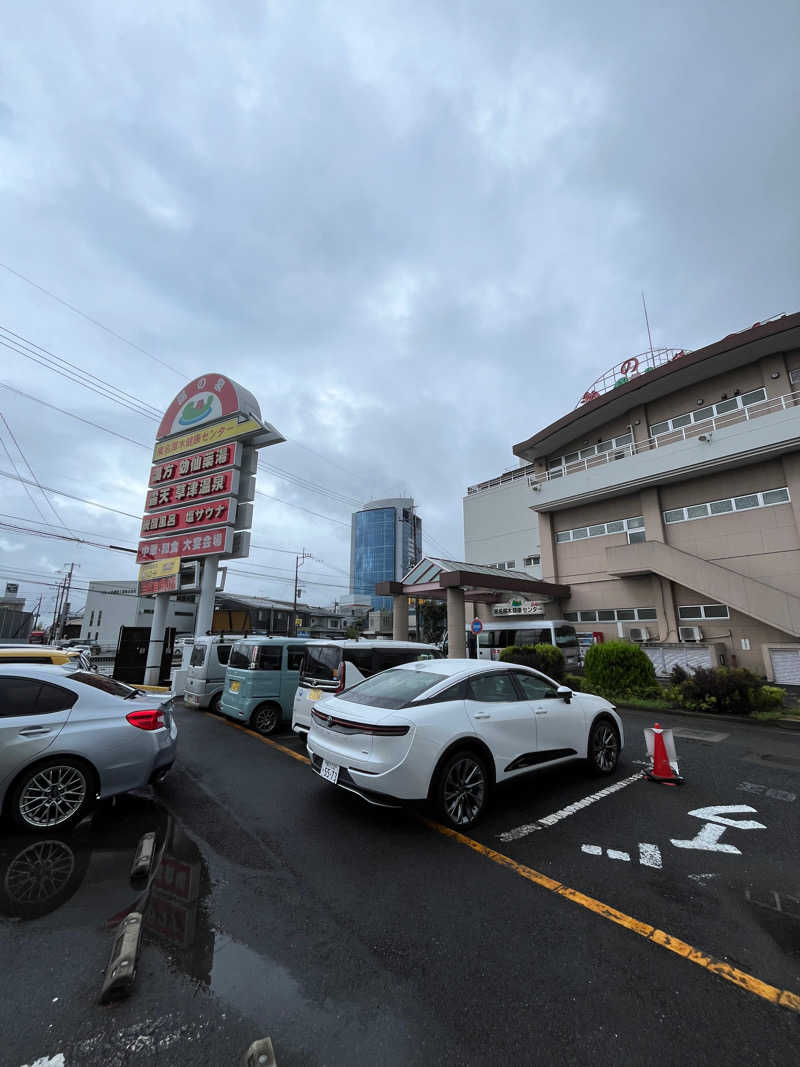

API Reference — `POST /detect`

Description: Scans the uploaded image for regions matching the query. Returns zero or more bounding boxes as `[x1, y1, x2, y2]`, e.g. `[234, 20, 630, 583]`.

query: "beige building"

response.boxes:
[466, 312, 800, 682]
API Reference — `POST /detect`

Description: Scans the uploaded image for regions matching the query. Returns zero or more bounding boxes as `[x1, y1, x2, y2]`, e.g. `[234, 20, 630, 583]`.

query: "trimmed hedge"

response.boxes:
[583, 640, 659, 700]
[498, 643, 565, 682]
[670, 667, 786, 715]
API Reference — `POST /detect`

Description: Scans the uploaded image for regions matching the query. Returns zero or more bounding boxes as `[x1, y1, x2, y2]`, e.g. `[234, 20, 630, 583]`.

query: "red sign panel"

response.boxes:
[140, 497, 234, 539]
[139, 575, 179, 595]
[145, 468, 238, 512]
[136, 526, 234, 564]
[148, 442, 240, 487]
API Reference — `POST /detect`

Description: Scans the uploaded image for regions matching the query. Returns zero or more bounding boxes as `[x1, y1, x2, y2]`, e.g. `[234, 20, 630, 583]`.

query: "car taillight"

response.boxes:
[334, 662, 346, 693]
[126, 709, 165, 731]
[310, 708, 409, 736]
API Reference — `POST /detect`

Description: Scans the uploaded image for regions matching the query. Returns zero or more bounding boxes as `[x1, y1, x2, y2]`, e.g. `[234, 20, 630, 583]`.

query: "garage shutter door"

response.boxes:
[643, 645, 713, 678]
[769, 648, 800, 684]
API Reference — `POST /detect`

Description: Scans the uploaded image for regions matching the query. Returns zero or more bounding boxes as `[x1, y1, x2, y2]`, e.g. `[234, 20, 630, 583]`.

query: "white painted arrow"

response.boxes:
[686, 804, 766, 829]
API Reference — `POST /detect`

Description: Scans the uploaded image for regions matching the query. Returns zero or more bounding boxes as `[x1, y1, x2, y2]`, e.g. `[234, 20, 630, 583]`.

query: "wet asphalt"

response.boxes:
[1, 702, 799, 1066]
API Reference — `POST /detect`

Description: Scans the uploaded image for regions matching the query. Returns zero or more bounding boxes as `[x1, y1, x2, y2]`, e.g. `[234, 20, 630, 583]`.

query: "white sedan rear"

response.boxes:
[306, 658, 623, 829]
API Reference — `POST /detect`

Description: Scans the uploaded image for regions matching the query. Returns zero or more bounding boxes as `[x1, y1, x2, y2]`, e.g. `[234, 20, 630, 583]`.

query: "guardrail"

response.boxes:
[527, 389, 800, 486]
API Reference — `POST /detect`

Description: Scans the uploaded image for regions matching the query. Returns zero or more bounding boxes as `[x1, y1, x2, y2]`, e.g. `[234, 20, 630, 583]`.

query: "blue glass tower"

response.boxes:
[349, 498, 421, 611]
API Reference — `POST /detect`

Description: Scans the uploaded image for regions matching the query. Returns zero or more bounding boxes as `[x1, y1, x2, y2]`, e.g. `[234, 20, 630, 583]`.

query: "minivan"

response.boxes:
[291, 639, 441, 734]
[220, 637, 310, 735]
[470, 619, 580, 668]
[183, 636, 234, 712]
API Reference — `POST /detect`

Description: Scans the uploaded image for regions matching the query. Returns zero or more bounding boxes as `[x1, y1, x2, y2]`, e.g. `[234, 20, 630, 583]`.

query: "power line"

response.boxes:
[0, 469, 140, 519]
[0, 425, 49, 524]
[0, 411, 77, 537]
[0, 382, 151, 449]
[0, 260, 188, 379]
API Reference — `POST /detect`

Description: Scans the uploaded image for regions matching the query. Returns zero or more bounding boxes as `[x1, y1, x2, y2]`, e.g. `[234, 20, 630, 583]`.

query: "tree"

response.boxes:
[345, 617, 366, 640]
[420, 601, 447, 643]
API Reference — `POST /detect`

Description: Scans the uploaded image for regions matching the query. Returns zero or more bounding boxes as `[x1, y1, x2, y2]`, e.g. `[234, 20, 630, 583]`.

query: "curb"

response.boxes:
[615, 704, 796, 729]
[776, 717, 800, 731]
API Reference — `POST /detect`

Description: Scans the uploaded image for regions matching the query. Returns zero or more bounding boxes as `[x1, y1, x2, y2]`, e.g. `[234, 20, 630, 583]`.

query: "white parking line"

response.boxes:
[499, 772, 644, 842]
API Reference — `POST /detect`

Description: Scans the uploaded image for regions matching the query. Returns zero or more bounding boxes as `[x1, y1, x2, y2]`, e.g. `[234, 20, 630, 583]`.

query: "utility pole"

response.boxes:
[292, 549, 311, 636]
[59, 561, 75, 639]
[50, 573, 66, 642]
[31, 594, 42, 631]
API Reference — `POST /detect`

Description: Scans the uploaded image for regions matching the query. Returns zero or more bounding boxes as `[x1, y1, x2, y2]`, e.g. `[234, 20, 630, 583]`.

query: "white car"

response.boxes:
[306, 659, 623, 829]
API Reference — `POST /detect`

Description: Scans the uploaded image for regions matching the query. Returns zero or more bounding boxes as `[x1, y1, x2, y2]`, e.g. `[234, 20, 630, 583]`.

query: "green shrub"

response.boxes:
[674, 666, 764, 715]
[582, 640, 659, 700]
[669, 664, 689, 686]
[564, 673, 584, 692]
[498, 643, 565, 682]
[751, 684, 785, 711]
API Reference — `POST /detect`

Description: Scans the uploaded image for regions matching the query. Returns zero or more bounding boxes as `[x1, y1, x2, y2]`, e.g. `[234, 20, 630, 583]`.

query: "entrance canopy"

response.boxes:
[376, 556, 569, 604]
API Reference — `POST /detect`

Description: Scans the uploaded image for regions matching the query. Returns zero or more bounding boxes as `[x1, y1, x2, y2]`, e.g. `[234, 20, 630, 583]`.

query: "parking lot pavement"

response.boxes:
[4, 702, 799, 1067]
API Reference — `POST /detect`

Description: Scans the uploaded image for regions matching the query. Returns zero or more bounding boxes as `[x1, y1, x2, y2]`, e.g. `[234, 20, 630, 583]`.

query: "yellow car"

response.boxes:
[0, 645, 82, 665]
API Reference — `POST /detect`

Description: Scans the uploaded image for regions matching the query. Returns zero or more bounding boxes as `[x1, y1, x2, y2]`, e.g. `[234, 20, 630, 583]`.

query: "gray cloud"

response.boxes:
[0, 0, 797, 616]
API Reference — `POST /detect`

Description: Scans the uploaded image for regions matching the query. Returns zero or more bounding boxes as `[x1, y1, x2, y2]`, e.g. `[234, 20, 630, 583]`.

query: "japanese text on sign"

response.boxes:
[140, 498, 234, 539]
[145, 469, 237, 511]
[136, 526, 233, 565]
[152, 416, 262, 462]
[149, 443, 238, 487]
[139, 575, 179, 595]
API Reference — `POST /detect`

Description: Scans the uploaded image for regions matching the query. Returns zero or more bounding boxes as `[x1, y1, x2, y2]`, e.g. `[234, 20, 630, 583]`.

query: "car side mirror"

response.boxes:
[556, 685, 572, 704]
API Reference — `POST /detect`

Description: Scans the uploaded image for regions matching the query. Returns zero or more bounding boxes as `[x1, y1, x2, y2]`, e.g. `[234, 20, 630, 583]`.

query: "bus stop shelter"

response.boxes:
[376, 557, 570, 657]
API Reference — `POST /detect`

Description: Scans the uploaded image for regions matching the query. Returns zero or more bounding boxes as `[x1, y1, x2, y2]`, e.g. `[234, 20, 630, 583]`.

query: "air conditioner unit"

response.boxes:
[679, 625, 703, 642]
[628, 627, 650, 642]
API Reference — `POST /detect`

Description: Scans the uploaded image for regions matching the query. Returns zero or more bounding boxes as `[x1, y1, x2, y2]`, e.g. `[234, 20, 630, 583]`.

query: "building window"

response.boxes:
[678, 604, 729, 620]
[97, 610, 102, 625]
[555, 516, 645, 543]
[547, 432, 635, 475]
[89, 611, 94, 627]
[627, 530, 646, 544]
[663, 487, 790, 524]
[650, 388, 767, 437]
[565, 607, 657, 623]
[523, 555, 540, 567]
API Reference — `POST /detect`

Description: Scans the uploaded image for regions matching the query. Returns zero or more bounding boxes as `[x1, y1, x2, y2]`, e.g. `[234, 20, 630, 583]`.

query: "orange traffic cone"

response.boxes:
[644, 722, 684, 785]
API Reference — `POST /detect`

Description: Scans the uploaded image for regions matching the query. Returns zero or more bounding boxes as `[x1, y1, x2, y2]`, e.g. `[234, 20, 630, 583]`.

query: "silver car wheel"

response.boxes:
[443, 756, 486, 826]
[5, 840, 75, 903]
[18, 765, 88, 828]
[592, 723, 618, 772]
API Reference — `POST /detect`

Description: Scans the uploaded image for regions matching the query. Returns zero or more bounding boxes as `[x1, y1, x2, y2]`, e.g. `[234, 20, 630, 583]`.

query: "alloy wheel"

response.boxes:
[254, 706, 279, 734]
[443, 756, 486, 826]
[592, 724, 618, 772]
[18, 766, 87, 829]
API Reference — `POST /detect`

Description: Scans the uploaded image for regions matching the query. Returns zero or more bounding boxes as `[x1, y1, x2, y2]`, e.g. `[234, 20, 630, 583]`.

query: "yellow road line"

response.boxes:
[199, 708, 800, 1014]
[422, 817, 800, 1014]
[204, 712, 310, 764]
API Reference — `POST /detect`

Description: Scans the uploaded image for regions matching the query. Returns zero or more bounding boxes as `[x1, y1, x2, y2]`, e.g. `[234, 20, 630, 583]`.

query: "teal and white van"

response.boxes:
[220, 636, 311, 735]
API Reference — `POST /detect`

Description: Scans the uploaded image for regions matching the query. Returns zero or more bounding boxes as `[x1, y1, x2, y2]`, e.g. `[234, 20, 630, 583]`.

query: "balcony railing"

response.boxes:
[528, 389, 800, 486]
[466, 464, 536, 495]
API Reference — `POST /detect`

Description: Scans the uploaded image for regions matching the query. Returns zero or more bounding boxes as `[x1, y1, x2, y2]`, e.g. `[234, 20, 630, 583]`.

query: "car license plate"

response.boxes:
[230, 680, 240, 693]
[320, 760, 339, 784]
[309, 688, 322, 701]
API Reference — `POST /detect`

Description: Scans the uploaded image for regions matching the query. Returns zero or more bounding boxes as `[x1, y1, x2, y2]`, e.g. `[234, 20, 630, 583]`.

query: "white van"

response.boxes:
[471, 619, 580, 668]
[292, 639, 442, 734]
[183, 635, 234, 712]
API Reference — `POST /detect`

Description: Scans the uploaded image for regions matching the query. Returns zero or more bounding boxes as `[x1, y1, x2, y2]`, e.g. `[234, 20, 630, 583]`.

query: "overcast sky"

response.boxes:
[1, 0, 798, 622]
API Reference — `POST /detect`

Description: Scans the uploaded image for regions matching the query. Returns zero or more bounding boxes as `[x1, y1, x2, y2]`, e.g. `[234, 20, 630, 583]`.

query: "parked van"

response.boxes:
[220, 637, 311, 735]
[292, 639, 441, 734]
[472, 620, 580, 668]
[183, 636, 234, 712]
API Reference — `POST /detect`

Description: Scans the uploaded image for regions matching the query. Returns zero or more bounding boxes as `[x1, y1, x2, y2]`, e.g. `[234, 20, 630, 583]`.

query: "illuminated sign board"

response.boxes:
[136, 526, 235, 565]
[138, 557, 181, 581]
[139, 575, 179, 595]
[148, 442, 241, 487]
[140, 498, 235, 539]
[152, 414, 267, 462]
[145, 468, 240, 512]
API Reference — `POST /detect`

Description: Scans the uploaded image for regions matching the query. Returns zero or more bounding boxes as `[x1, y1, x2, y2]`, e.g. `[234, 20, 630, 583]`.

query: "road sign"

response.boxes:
[471, 618, 483, 634]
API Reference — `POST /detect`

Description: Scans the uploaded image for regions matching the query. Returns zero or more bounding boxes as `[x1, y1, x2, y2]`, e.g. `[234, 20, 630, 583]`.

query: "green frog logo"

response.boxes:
[178, 395, 215, 426]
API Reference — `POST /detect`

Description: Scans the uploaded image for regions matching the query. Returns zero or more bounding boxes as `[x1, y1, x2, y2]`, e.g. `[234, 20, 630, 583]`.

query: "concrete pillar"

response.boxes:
[781, 454, 800, 533]
[195, 556, 219, 637]
[392, 594, 408, 640]
[760, 352, 789, 401]
[659, 577, 680, 642]
[537, 511, 558, 583]
[446, 587, 466, 658]
[143, 592, 170, 685]
[640, 486, 665, 542]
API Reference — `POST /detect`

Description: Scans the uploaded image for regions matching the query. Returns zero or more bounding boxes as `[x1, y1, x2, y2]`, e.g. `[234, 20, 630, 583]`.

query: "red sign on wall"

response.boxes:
[139, 575, 179, 595]
[145, 468, 239, 511]
[136, 526, 234, 565]
[148, 442, 240, 488]
[140, 497, 234, 539]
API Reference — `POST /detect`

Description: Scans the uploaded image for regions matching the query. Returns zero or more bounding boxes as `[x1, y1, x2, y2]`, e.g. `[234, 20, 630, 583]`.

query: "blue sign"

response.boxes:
[296, 630, 311, 638]
[470, 618, 483, 634]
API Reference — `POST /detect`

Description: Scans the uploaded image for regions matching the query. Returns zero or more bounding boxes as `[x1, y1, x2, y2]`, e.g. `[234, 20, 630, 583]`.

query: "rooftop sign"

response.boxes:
[577, 348, 689, 408]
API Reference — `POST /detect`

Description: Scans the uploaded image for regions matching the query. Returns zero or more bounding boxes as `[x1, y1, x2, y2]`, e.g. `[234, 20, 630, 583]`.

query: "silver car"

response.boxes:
[0, 665, 178, 833]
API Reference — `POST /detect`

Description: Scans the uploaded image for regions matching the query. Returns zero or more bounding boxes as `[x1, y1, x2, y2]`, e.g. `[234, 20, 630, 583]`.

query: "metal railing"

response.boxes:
[529, 389, 800, 486]
[466, 463, 536, 495]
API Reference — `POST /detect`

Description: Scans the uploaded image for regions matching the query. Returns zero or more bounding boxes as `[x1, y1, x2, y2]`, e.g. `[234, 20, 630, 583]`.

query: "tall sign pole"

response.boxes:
[139, 375, 284, 685]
